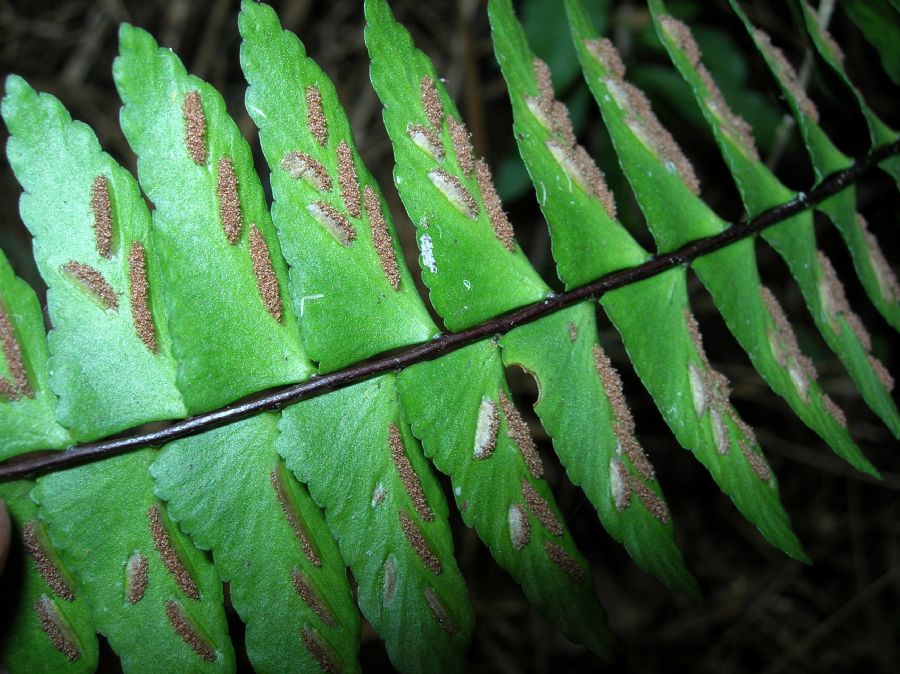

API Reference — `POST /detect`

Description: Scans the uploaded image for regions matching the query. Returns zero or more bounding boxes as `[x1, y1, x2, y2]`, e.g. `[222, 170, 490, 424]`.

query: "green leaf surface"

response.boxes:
[114, 24, 312, 412]
[2, 76, 186, 441]
[0, 249, 70, 459]
[279, 374, 474, 673]
[500, 303, 697, 595]
[34, 450, 235, 673]
[0, 480, 98, 673]
[649, 0, 899, 440]
[567, 0, 879, 477]
[398, 340, 614, 659]
[152, 413, 361, 674]
[841, 0, 900, 86]
[364, 0, 549, 331]
[493, 0, 804, 562]
[727, 1, 900, 332]
[796, 0, 900, 183]
[239, 1, 438, 371]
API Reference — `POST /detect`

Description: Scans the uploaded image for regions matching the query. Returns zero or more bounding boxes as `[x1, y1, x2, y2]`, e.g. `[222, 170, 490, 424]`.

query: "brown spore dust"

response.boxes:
[740, 443, 772, 482]
[217, 157, 242, 245]
[407, 123, 445, 160]
[364, 186, 400, 290]
[24, 521, 74, 600]
[389, 423, 433, 521]
[399, 510, 442, 575]
[183, 90, 207, 165]
[658, 16, 759, 160]
[869, 355, 895, 392]
[473, 396, 499, 460]
[128, 242, 157, 352]
[544, 541, 585, 584]
[420, 75, 444, 129]
[823, 394, 848, 428]
[90, 175, 113, 258]
[62, 261, 118, 310]
[308, 201, 356, 246]
[567, 321, 578, 342]
[447, 116, 474, 176]
[532, 58, 617, 217]
[592, 344, 656, 480]
[249, 225, 283, 322]
[498, 391, 544, 478]
[427, 169, 479, 218]
[301, 626, 340, 674]
[382, 555, 398, 605]
[424, 587, 456, 635]
[270, 468, 322, 567]
[520, 479, 562, 536]
[475, 159, 516, 252]
[165, 600, 217, 662]
[752, 28, 820, 122]
[291, 568, 336, 627]
[817, 251, 872, 351]
[0, 302, 33, 398]
[125, 551, 149, 604]
[35, 595, 80, 661]
[336, 141, 361, 217]
[857, 214, 900, 303]
[148, 504, 199, 599]
[629, 476, 670, 523]
[280, 151, 332, 192]
[584, 38, 626, 79]
[305, 86, 328, 147]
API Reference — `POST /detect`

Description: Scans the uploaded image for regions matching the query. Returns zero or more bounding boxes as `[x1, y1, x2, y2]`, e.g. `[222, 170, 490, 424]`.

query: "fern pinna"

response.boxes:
[0, 0, 897, 671]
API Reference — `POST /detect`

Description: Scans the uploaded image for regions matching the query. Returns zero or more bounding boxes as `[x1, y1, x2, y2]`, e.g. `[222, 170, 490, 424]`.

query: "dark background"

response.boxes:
[1, 0, 899, 672]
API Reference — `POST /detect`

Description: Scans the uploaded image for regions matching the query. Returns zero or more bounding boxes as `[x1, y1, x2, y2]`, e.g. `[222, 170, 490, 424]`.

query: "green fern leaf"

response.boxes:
[728, 2, 900, 334]
[840, 0, 900, 87]
[238, 0, 438, 372]
[796, 1, 900, 183]
[278, 376, 474, 672]
[0, 249, 70, 459]
[649, 0, 900, 441]
[398, 340, 614, 658]
[0, 479, 98, 672]
[1, 76, 186, 442]
[566, 0, 880, 477]
[152, 414, 361, 674]
[113, 24, 312, 413]
[34, 451, 234, 672]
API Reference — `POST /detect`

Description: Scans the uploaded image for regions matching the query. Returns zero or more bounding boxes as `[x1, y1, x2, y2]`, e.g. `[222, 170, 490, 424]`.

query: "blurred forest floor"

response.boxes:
[1, 0, 898, 672]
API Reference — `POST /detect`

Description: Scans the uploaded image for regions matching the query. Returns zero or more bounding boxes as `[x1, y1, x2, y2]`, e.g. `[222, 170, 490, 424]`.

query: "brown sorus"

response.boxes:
[129, 242, 157, 352]
[308, 201, 355, 246]
[389, 423, 433, 521]
[336, 141, 361, 217]
[291, 568, 335, 627]
[0, 302, 32, 398]
[35, 596, 80, 661]
[399, 510, 442, 575]
[544, 541, 585, 584]
[148, 504, 199, 599]
[475, 159, 515, 252]
[305, 86, 328, 147]
[364, 186, 400, 290]
[270, 468, 322, 567]
[23, 521, 75, 600]
[217, 157, 242, 245]
[280, 151, 332, 192]
[90, 175, 113, 258]
[165, 600, 216, 662]
[520, 479, 563, 536]
[301, 626, 340, 674]
[125, 551, 149, 604]
[425, 586, 456, 634]
[249, 225, 283, 322]
[498, 391, 544, 478]
[447, 116, 474, 176]
[420, 75, 444, 129]
[183, 90, 207, 165]
[62, 261, 118, 310]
